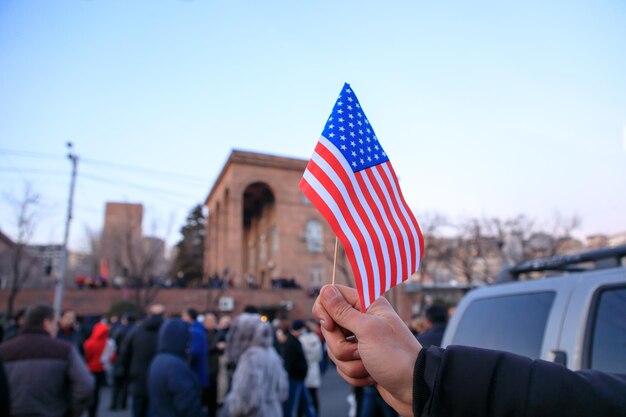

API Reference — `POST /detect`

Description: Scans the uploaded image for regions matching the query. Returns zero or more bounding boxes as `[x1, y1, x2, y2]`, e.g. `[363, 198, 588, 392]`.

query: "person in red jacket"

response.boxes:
[84, 321, 115, 417]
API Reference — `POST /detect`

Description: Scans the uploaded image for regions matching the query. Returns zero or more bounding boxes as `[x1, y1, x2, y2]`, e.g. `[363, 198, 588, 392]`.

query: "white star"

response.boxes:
[367, 146, 371, 152]
[366, 137, 371, 143]
[338, 117, 344, 123]
[356, 103, 361, 108]
[359, 138, 364, 144]
[348, 114, 354, 119]
[348, 96, 353, 102]
[350, 132, 355, 137]
[328, 116, 334, 121]
[346, 88, 352, 93]
[374, 154, 379, 159]
[349, 122, 354, 128]
[350, 141, 356, 147]
[365, 119, 370, 125]
[328, 124, 334, 129]
[329, 133, 335, 138]
[366, 128, 371, 133]
[374, 145, 379, 150]
[339, 126, 345, 132]
[352, 161, 357, 167]
[340, 135, 346, 140]
[337, 109, 343, 114]
[359, 148, 365, 154]
[359, 129, 363, 135]
[367, 156, 372, 162]
[351, 151, 357, 157]
[357, 112, 362, 118]
[373, 135, 378, 141]
[360, 158, 365, 164]
[382, 151, 387, 156]
[341, 144, 347, 150]
[337, 101, 343, 106]
[347, 105, 353, 110]
[357, 120, 362, 126]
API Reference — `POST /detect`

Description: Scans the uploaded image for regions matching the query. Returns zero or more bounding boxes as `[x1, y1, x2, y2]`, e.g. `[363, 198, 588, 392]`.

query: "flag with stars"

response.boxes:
[299, 83, 424, 311]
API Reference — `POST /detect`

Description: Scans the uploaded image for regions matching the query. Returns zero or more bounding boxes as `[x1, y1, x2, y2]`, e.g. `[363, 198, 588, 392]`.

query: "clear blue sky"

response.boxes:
[1, 0, 625, 252]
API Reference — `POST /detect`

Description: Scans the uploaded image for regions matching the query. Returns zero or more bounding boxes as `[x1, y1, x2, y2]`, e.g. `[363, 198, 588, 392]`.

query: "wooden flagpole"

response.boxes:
[331, 236, 338, 285]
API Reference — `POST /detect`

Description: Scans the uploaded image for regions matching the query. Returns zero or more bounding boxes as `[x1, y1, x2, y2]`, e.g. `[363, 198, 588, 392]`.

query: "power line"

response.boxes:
[82, 157, 210, 184]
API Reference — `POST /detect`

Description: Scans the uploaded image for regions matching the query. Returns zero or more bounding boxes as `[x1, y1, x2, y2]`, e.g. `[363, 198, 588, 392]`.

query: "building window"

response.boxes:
[305, 220, 323, 253]
[309, 265, 324, 289]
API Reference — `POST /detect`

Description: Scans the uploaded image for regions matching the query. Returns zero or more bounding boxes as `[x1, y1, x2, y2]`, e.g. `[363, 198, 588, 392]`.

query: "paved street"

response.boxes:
[98, 363, 352, 417]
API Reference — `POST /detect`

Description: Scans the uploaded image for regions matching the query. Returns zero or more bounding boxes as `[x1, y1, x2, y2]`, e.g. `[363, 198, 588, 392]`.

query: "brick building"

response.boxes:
[204, 150, 353, 291]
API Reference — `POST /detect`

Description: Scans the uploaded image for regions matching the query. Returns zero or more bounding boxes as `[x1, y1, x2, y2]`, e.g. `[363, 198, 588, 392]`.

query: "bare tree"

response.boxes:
[3, 185, 41, 319]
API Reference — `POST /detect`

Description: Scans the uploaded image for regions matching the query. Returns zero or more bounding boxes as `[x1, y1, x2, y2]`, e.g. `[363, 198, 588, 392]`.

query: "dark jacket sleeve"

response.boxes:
[0, 360, 10, 417]
[413, 345, 626, 417]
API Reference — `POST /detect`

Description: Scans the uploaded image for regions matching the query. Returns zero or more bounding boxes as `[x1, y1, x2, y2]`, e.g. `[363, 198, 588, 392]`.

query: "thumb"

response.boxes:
[320, 285, 363, 336]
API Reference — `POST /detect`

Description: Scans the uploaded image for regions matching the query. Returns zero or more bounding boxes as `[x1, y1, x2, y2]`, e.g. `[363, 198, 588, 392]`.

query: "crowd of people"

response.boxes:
[0, 303, 334, 417]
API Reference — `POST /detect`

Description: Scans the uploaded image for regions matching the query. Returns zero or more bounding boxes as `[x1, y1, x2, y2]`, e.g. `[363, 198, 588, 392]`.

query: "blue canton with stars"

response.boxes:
[321, 83, 389, 172]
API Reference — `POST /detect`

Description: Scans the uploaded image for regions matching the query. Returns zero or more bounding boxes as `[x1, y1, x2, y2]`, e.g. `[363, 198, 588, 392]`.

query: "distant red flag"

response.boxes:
[299, 83, 424, 311]
[100, 259, 109, 279]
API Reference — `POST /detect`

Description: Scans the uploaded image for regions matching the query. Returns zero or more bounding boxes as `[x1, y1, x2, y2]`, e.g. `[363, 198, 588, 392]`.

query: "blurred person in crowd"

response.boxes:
[203, 311, 220, 417]
[221, 313, 288, 417]
[417, 304, 448, 348]
[119, 304, 165, 417]
[84, 321, 116, 417]
[0, 304, 94, 416]
[57, 309, 84, 354]
[216, 314, 232, 408]
[298, 320, 323, 415]
[148, 318, 205, 417]
[408, 316, 427, 338]
[313, 284, 626, 417]
[2, 308, 25, 342]
[110, 312, 138, 411]
[182, 308, 209, 391]
[276, 320, 317, 417]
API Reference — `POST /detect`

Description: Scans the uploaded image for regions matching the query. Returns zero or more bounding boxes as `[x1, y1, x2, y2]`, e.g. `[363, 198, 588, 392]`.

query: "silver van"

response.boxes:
[441, 245, 626, 374]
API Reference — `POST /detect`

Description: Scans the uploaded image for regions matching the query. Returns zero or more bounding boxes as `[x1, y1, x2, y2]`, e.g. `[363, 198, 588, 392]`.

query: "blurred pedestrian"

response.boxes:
[109, 313, 137, 411]
[148, 318, 205, 417]
[57, 309, 84, 354]
[298, 320, 323, 415]
[417, 304, 448, 348]
[2, 308, 25, 342]
[221, 313, 288, 417]
[203, 311, 220, 417]
[276, 320, 317, 417]
[119, 304, 165, 417]
[182, 308, 209, 391]
[84, 321, 116, 417]
[216, 315, 232, 408]
[0, 304, 94, 416]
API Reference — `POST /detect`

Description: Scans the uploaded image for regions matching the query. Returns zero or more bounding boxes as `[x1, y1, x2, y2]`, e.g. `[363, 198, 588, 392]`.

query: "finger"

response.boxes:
[335, 364, 375, 387]
[312, 291, 336, 332]
[320, 324, 359, 362]
[327, 348, 371, 381]
[318, 285, 364, 336]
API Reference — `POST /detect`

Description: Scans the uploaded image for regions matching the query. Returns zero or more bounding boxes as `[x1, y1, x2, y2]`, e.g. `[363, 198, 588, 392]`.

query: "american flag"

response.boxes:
[299, 83, 424, 311]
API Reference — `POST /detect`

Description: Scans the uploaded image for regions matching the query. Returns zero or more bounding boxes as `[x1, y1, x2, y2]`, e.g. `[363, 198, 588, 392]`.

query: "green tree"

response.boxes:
[170, 204, 205, 286]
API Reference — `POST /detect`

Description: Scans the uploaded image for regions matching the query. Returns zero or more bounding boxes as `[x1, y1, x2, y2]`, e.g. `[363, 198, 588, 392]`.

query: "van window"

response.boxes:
[451, 292, 555, 359]
[589, 286, 626, 374]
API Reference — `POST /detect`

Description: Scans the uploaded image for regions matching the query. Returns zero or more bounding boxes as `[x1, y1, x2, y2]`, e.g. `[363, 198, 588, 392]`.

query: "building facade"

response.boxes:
[204, 150, 352, 291]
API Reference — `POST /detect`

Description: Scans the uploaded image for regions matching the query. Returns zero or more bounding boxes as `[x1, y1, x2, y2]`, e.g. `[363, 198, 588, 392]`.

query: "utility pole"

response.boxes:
[53, 142, 78, 318]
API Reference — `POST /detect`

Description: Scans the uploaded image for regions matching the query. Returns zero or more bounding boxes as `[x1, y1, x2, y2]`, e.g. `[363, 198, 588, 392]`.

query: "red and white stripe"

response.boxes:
[299, 136, 424, 311]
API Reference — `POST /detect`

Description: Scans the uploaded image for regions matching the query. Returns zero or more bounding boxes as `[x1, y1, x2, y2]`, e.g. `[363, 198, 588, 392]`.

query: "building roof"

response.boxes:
[205, 149, 308, 204]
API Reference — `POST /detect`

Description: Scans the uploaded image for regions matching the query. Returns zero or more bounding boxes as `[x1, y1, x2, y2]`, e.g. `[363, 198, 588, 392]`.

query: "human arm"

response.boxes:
[416, 345, 626, 417]
[67, 346, 95, 417]
[312, 284, 420, 416]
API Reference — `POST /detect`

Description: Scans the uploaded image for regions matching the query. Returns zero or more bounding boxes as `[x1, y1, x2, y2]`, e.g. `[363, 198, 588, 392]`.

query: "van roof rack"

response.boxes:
[496, 244, 626, 283]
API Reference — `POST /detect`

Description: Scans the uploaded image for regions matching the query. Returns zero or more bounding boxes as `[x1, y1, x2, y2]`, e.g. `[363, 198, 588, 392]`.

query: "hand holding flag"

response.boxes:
[299, 83, 424, 311]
